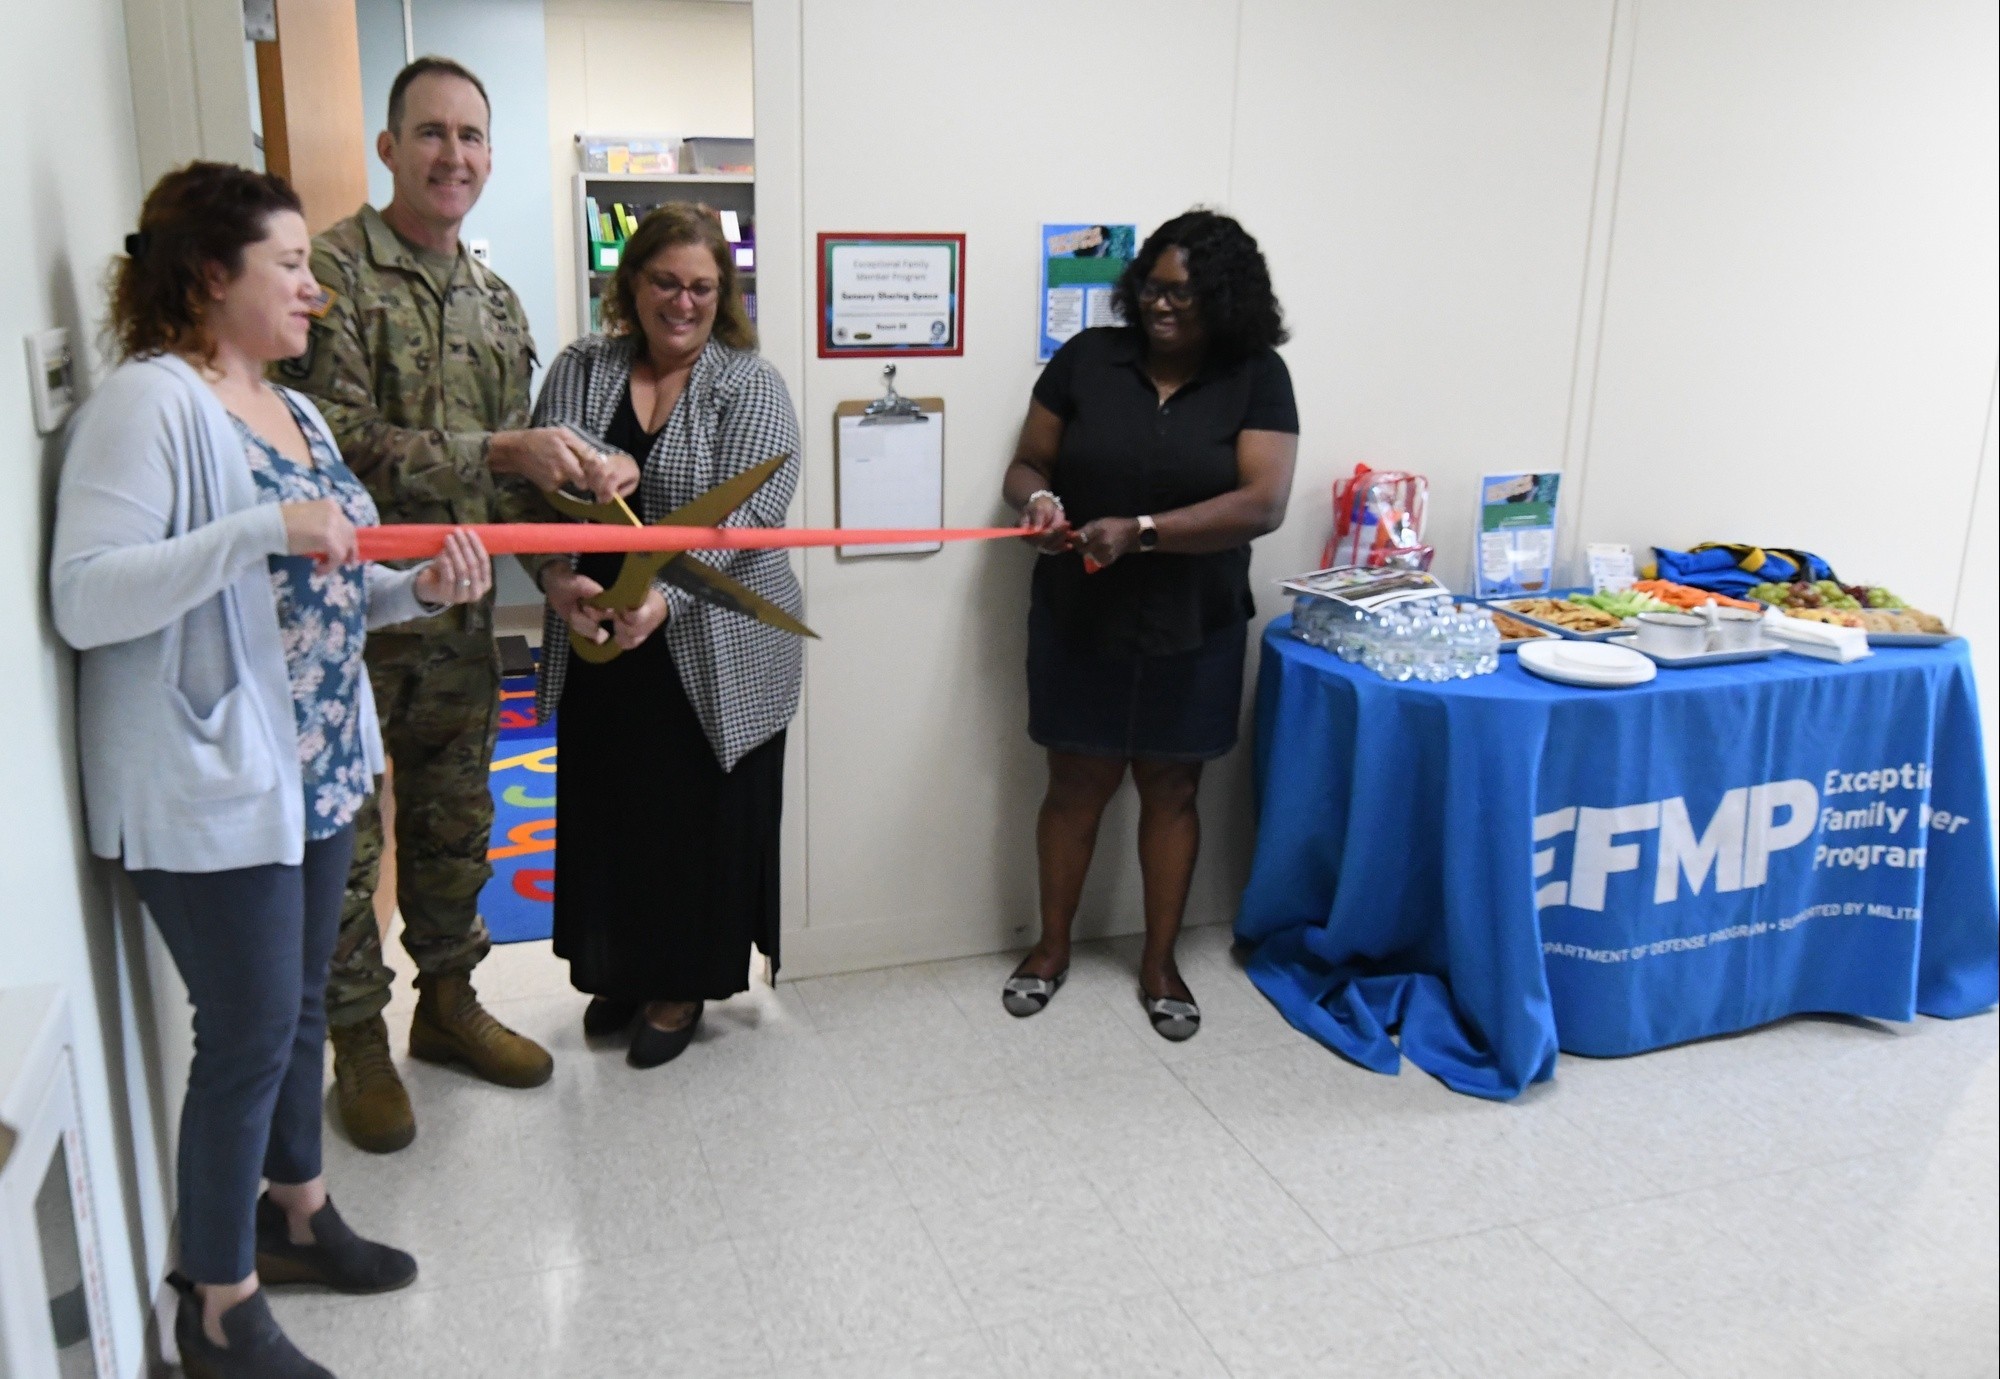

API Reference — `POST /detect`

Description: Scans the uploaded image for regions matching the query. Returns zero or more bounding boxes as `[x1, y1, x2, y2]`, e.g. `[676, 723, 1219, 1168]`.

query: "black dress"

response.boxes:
[1024, 326, 1299, 760]
[552, 391, 786, 1002]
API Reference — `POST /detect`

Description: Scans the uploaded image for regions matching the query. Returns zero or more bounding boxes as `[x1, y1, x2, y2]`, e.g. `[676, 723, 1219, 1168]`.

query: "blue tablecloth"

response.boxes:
[1235, 619, 2000, 1100]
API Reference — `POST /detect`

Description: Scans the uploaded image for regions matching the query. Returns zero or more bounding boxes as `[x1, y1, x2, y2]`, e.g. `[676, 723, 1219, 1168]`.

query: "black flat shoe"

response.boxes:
[583, 996, 641, 1038]
[627, 1004, 702, 1069]
[1140, 985, 1202, 1042]
[1002, 960, 1068, 1017]
[169, 1273, 336, 1379]
[254, 1195, 417, 1294]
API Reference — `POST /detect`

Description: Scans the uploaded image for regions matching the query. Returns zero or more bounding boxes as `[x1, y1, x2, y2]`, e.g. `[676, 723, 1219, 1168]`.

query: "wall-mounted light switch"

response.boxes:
[25, 328, 75, 435]
[468, 239, 491, 265]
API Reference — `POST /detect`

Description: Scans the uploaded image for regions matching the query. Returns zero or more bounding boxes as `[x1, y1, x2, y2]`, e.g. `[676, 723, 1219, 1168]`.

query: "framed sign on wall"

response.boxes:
[816, 233, 966, 358]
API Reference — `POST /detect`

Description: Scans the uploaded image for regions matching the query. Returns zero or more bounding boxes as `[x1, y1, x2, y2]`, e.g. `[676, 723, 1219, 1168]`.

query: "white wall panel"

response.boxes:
[1577, 0, 2000, 622]
[788, 0, 1242, 969]
[1231, 0, 1617, 591]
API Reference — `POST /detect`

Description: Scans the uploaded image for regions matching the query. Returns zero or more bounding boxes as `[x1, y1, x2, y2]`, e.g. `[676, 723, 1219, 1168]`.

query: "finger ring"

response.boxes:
[458, 577, 471, 587]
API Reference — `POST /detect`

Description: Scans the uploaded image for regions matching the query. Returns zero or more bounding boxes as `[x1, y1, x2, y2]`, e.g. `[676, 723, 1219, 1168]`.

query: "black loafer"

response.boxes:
[627, 1005, 702, 1069]
[254, 1195, 417, 1294]
[583, 996, 641, 1038]
[169, 1273, 335, 1379]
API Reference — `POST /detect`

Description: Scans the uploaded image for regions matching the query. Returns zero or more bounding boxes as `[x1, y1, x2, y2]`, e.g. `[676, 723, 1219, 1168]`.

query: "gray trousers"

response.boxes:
[128, 827, 353, 1283]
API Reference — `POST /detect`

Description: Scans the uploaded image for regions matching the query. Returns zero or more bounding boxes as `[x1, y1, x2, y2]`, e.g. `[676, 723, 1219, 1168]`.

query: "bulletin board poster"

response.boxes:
[817, 233, 966, 358]
[1039, 223, 1136, 361]
[1474, 471, 1562, 598]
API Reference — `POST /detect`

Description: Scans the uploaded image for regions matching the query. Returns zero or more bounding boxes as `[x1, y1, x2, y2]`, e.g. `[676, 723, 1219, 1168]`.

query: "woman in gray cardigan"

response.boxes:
[50, 165, 489, 1379]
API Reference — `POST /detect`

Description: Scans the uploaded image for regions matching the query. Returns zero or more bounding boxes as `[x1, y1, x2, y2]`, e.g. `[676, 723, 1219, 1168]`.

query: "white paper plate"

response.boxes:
[1516, 638, 1657, 688]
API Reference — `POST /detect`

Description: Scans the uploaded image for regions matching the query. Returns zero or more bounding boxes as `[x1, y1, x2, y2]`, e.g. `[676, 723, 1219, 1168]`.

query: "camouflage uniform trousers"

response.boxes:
[326, 629, 502, 1030]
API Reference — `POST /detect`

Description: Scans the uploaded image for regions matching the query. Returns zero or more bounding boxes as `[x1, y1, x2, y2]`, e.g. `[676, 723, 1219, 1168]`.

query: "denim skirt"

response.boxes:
[1026, 604, 1248, 762]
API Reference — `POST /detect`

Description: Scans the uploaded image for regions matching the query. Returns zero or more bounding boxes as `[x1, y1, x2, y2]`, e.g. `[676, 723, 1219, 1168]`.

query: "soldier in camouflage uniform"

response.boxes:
[281, 57, 637, 1153]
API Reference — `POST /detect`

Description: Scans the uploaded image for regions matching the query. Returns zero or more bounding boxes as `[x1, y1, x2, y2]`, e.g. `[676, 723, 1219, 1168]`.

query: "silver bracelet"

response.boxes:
[1025, 488, 1063, 514]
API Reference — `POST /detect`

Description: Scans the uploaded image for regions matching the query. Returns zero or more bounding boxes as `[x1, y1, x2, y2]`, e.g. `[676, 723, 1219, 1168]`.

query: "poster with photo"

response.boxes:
[1474, 471, 1561, 598]
[1039, 223, 1136, 361]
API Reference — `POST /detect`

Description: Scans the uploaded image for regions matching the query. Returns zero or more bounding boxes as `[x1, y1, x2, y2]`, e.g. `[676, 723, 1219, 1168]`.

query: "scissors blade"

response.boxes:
[656, 454, 791, 528]
[545, 488, 640, 525]
[658, 558, 819, 639]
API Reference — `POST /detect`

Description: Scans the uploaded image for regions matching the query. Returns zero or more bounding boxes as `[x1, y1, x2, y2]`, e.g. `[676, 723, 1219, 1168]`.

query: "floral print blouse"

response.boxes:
[233, 392, 376, 840]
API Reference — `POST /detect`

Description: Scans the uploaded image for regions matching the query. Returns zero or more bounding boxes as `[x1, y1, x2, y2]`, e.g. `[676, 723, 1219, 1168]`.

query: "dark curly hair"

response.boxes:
[1113, 209, 1287, 363]
[108, 161, 303, 361]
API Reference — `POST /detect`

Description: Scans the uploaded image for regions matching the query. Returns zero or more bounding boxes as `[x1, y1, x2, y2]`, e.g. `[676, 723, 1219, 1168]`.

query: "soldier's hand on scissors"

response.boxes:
[414, 529, 492, 607]
[544, 566, 613, 646]
[611, 588, 668, 650]
[282, 498, 359, 569]
[489, 427, 595, 494]
[583, 448, 642, 503]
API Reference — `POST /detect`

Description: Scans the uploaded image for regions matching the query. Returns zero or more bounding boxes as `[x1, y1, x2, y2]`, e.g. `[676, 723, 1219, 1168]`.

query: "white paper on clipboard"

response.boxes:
[836, 411, 943, 556]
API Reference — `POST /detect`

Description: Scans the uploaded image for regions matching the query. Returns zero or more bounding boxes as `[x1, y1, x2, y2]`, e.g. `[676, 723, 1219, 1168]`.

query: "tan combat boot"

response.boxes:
[409, 972, 554, 1088]
[330, 1015, 416, 1153]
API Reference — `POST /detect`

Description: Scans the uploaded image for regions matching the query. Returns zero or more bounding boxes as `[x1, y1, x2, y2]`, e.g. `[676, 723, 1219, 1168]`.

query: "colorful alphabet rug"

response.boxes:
[481, 675, 556, 943]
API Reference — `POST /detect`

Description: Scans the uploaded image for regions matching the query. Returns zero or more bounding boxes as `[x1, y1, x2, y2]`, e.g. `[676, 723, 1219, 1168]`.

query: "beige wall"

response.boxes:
[752, 0, 2000, 979]
[3, 0, 256, 1366]
[545, 0, 755, 341]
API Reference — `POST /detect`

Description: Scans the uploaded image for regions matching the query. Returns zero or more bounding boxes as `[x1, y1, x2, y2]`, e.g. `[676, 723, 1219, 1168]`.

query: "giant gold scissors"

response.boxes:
[546, 427, 817, 662]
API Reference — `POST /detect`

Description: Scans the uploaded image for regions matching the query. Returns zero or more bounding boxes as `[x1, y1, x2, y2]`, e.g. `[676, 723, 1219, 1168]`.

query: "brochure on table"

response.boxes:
[1038, 223, 1136, 362]
[1587, 542, 1636, 593]
[1474, 472, 1561, 598]
[1281, 565, 1452, 614]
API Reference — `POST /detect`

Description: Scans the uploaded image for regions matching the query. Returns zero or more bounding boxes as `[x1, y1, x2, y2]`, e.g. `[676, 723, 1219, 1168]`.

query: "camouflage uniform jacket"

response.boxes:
[278, 204, 551, 632]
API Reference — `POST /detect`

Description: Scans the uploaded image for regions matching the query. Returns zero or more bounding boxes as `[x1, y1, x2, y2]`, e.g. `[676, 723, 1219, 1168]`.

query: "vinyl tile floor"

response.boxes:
[249, 926, 1995, 1379]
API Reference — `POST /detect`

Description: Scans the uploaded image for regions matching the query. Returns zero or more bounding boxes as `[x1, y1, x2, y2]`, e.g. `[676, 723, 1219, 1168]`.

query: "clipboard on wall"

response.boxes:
[832, 370, 944, 558]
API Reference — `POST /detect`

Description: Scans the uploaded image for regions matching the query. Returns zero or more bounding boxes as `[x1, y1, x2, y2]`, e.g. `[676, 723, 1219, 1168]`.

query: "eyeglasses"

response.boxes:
[1137, 280, 1196, 309]
[642, 275, 719, 304]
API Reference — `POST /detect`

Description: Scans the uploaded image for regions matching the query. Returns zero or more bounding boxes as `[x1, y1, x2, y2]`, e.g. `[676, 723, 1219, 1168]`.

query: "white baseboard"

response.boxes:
[776, 912, 1231, 982]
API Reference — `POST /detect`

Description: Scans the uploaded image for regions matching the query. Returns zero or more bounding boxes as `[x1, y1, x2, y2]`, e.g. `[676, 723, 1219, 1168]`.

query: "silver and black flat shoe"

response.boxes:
[1002, 964, 1067, 1017]
[1141, 990, 1201, 1042]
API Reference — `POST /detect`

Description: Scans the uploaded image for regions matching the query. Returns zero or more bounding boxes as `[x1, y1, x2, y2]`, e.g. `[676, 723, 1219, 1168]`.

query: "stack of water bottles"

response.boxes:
[1291, 597, 1502, 680]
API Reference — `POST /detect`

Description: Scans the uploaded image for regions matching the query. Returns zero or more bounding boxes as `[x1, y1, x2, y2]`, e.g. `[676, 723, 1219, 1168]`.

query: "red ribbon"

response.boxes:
[355, 523, 1026, 562]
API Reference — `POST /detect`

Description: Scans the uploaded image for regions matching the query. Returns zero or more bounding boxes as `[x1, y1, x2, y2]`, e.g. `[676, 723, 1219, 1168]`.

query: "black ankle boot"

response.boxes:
[254, 1196, 418, 1294]
[169, 1273, 335, 1379]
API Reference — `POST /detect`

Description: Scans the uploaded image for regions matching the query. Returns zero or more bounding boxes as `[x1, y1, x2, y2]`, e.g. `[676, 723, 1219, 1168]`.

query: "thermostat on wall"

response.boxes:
[468, 239, 491, 265]
[25, 328, 75, 435]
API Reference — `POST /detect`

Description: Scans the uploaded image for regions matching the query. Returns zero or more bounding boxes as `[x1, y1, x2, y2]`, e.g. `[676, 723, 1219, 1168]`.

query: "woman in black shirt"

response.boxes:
[999, 210, 1299, 1040]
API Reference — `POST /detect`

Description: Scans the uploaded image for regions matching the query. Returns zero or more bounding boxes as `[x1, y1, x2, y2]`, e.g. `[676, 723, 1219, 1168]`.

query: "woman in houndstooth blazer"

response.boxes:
[533, 205, 803, 1069]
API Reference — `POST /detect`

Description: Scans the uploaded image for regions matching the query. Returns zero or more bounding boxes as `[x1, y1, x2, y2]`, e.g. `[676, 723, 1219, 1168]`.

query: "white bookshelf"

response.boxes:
[572, 169, 756, 334]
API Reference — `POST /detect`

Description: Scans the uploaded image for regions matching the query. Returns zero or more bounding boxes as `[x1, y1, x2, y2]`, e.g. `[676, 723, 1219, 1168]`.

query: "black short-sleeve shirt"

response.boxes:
[1031, 326, 1299, 658]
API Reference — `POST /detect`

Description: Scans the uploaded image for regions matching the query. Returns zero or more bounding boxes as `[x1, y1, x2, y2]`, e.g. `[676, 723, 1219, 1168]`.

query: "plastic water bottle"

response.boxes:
[1456, 606, 1489, 678]
[1475, 608, 1502, 674]
[1291, 596, 1328, 649]
[1374, 612, 1410, 681]
[1408, 608, 1437, 682]
[1334, 612, 1366, 663]
[1425, 611, 1457, 682]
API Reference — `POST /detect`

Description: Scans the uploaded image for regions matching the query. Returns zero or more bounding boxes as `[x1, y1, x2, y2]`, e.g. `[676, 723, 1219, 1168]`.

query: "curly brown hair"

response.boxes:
[108, 161, 303, 361]
[599, 204, 755, 351]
